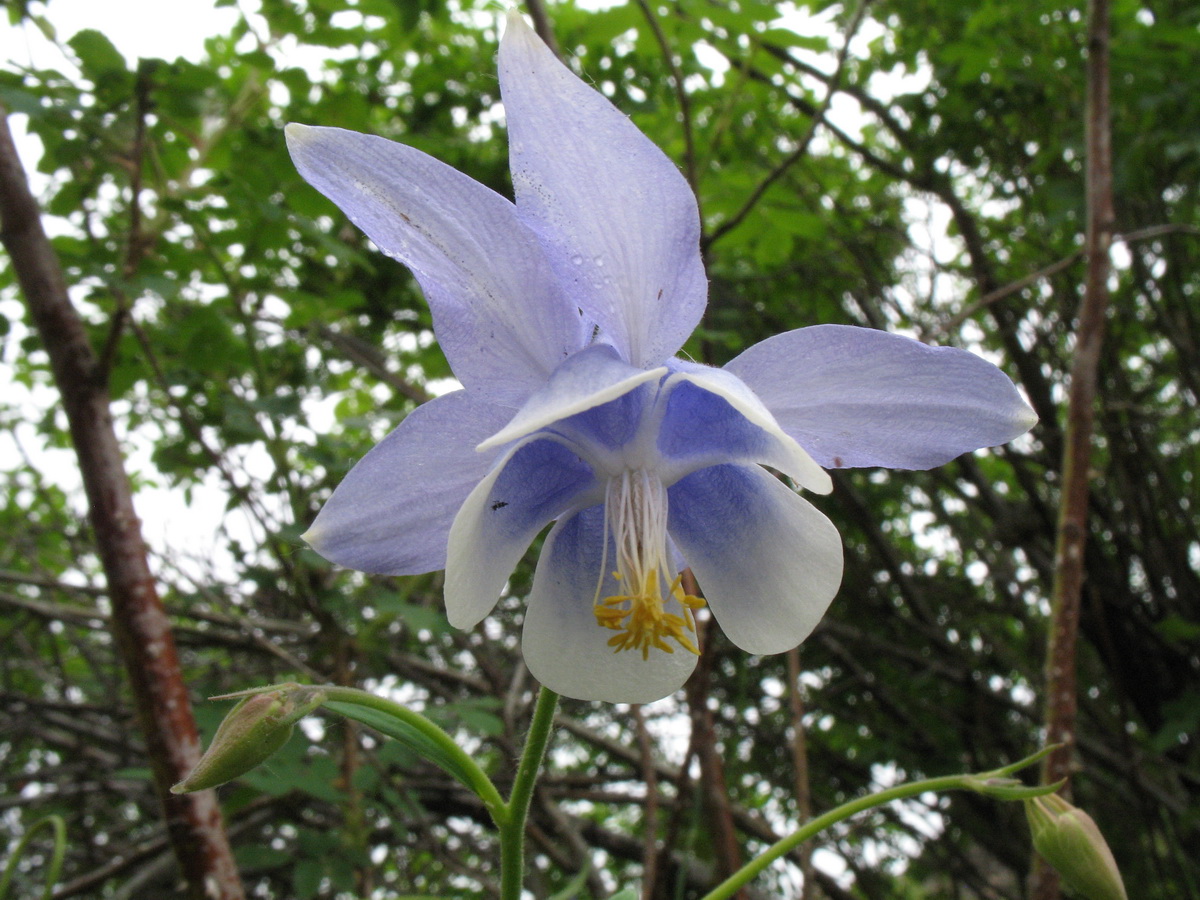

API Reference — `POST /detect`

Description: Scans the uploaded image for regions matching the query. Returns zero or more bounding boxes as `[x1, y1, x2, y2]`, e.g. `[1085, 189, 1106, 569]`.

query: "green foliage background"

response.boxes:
[2, 0, 1198, 897]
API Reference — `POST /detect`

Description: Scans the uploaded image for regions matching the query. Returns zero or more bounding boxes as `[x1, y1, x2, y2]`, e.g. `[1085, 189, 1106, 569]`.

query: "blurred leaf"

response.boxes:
[67, 29, 126, 77]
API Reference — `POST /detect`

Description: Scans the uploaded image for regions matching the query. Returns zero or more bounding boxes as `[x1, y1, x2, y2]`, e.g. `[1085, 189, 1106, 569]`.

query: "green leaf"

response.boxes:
[757, 28, 831, 53]
[67, 29, 127, 79]
[0, 85, 43, 115]
[433, 698, 505, 738]
[1155, 614, 1200, 643]
[547, 858, 593, 900]
[235, 844, 292, 870]
[293, 857, 323, 900]
[374, 594, 450, 633]
[1151, 694, 1200, 753]
[323, 700, 484, 795]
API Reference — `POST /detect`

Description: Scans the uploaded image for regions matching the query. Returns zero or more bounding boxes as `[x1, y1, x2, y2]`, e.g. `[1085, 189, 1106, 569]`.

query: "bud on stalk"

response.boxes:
[172, 684, 326, 793]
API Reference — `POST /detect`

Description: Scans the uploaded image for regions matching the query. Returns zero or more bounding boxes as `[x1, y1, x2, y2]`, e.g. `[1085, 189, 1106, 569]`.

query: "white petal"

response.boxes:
[522, 506, 698, 703]
[445, 437, 597, 629]
[668, 465, 843, 655]
[477, 344, 666, 452]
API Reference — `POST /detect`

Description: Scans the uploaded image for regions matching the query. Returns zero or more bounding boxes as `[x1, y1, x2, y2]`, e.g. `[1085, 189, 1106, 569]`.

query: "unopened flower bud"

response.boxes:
[172, 684, 326, 793]
[1026, 793, 1127, 900]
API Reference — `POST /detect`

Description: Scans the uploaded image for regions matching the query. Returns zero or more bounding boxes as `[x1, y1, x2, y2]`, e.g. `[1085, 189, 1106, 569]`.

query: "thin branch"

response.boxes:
[786, 647, 816, 899]
[704, 0, 870, 249]
[634, 0, 698, 192]
[97, 61, 154, 380]
[725, 34, 1061, 429]
[51, 797, 277, 900]
[125, 314, 275, 530]
[938, 223, 1200, 336]
[682, 591, 745, 895]
[634, 704, 660, 900]
[0, 590, 108, 625]
[311, 323, 432, 403]
[533, 795, 609, 900]
[0, 568, 106, 596]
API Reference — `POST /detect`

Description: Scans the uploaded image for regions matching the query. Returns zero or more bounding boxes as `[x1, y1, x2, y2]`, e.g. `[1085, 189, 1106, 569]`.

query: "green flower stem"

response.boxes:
[321, 686, 508, 823]
[700, 746, 1059, 900]
[700, 774, 969, 900]
[0, 814, 66, 900]
[322, 683, 559, 899]
[500, 685, 560, 900]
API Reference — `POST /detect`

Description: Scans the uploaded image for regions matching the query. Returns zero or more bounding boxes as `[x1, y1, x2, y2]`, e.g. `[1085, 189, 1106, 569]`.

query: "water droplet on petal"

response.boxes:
[571, 254, 584, 265]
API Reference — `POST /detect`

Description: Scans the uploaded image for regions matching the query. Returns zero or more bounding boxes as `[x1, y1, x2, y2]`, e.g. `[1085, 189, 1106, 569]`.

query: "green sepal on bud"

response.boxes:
[960, 745, 1065, 801]
[172, 683, 326, 793]
[964, 775, 1065, 801]
[1025, 793, 1128, 900]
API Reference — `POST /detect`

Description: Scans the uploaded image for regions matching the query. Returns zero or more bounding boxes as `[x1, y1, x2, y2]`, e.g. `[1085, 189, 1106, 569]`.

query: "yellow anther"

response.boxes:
[596, 584, 705, 658]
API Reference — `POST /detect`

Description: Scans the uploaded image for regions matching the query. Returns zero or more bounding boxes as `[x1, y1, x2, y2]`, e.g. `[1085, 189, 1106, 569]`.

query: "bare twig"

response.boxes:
[786, 647, 816, 899]
[938, 223, 1200, 336]
[51, 797, 277, 900]
[98, 61, 155, 379]
[681, 572, 745, 896]
[724, 35, 1060, 428]
[311, 323, 433, 403]
[0, 568, 106, 596]
[0, 590, 108, 625]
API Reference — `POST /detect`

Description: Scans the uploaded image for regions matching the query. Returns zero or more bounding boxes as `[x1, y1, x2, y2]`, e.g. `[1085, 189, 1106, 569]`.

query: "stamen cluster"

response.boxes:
[593, 470, 705, 659]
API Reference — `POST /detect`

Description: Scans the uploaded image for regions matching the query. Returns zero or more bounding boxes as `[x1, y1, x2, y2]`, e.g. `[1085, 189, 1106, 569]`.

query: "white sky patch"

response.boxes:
[3, 0, 245, 68]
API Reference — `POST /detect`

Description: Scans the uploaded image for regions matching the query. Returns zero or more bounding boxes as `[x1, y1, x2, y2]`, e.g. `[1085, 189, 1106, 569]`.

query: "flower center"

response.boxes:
[592, 470, 705, 660]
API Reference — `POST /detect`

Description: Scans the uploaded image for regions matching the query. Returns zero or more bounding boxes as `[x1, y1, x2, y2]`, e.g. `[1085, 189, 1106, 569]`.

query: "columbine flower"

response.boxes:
[287, 13, 1036, 703]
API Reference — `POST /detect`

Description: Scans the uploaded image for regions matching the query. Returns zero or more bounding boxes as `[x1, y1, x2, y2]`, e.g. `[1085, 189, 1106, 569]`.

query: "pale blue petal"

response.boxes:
[521, 506, 698, 703]
[286, 123, 586, 407]
[477, 344, 666, 452]
[304, 391, 511, 575]
[551, 380, 654, 454]
[725, 325, 1038, 469]
[497, 13, 707, 368]
[445, 437, 597, 629]
[658, 362, 831, 493]
[668, 465, 843, 655]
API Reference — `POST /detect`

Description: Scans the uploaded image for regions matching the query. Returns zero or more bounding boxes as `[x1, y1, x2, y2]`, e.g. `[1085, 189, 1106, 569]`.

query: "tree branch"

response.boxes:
[523, 0, 560, 60]
[786, 647, 816, 899]
[633, 704, 660, 899]
[0, 107, 245, 900]
[1032, 1, 1114, 896]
